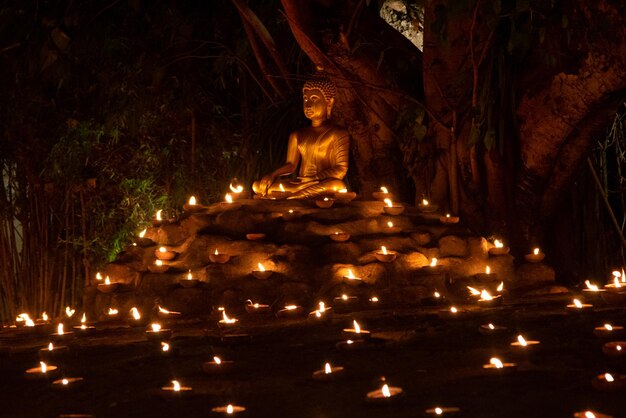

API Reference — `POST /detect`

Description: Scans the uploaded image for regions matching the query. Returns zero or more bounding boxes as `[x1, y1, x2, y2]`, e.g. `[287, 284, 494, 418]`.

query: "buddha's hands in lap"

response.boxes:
[258, 174, 275, 195]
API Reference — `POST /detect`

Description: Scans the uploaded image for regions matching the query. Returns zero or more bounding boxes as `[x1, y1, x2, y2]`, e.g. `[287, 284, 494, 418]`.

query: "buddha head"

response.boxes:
[303, 72, 337, 121]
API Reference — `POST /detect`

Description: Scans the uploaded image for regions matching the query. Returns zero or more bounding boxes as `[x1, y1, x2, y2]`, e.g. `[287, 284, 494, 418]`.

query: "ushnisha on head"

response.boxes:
[302, 72, 337, 120]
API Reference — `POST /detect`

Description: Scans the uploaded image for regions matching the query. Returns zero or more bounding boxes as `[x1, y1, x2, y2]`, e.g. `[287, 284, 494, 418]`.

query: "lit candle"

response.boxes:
[489, 239, 510, 256]
[161, 380, 193, 397]
[179, 270, 200, 288]
[312, 362, 345, 381]
[329, 231, 350, 242]
[477, 289, 503, 307]
[382, 198, 404, 215]
[315, 196, 334, 208]
[375, 245, 397, 262]
[478, 323, 508, 336]
[38, 342, 69, 361]
[24, 361, 59, 380]
[150, 258, 170, 273]
[573, 411, 614, 418]
[73, 313, 96, 335]
[365, 383, 404, 404]
[424, 406, 462, 416]
[210, 248, 231, 264]
[50, 323, 75, 343]
[97, 275, 120, 293]
[594, 323, 625, 338]
[566, 298, 593, 312]
[524, 247, 545, 263]
[604, 275, 625, 292]
[308, 301, 332, 322]
[342, 320, 370, 340]
[51, 376, 85, 390]
[276, 304, 304, 319]
[482, 357, 517, 374]
[251, 262, 273, 280]
[510, 334, 541, 353]
[439, 213, 460, 224]
[421, 290, 446, 306]
[372, 186, 391, 201]
[152, 209, 165, 226]
[418, 198, 438, 212]
[332, 294, 359, 313]
[343, 269, 363, 284]
[218, 311, 238, 328]
[202, 356, 235, 375]
[127, 307, 146, 327]
[157, 305, 182, 319]
[146, 322, 172, 340]
[183, 195, 203, 212]
[155, 246, 177, 261]
[592, 372, 626, 391]
[211, 404, 246, 415]
[245, 300, 271, 314]
[602, 341, 626, 359]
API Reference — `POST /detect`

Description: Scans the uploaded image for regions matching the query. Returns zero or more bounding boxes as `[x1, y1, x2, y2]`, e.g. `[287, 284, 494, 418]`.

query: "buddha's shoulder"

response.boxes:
[294, 124, 349, 138]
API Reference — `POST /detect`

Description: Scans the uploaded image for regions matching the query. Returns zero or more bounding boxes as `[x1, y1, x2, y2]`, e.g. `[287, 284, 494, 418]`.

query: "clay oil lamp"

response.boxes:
[149, 259, 170, 273]
[52, 377, 85, 391]
[604, 273, 625, 292]
[594, 323, 625, 338]
[510, 334, 541, 354]
[220, 193, 241, 209]
[39, 342, 69, 362]
[369, 296, 380, 305]
[146, 323, 172, 341]
[329, 231, 350, 242]
[105, 307, 120, 320]
[183, 195, 203, 212]
[424, 407, 462, 416]
[73, 313, 95, 336]
[312, 362, 345, 381]
[372, 186, 392, 201]
[473, 265, 493, 282]
[489, 239, 510, 256]
[315, 196, 334, 208]
[157, 305, 182, 319]
[334, 188, 356, 203]
[566, 298, 593, 313]
[581, 280, 605, 303]
[467, 286, 482, 299]
[479, 323, 508, 336]
[251, 262, 273, 280]
[482, 357, 517, 375]
[333, 293, 359, 311]
[343, 320, 370, 340]
[477, 289, 502, 307]
[384, 220, 401, 234]
[418, 198, 438, 213]
[269, 183, 290, 199]
[211, 404, 247, 416]
[202, 355, 235, 375]
[220, 333, 252, 346]
[135, 228, 154, 247]
[151, 209, 165, 227]
[160, 380, 193, 398]
[308, 301, 333, 323]
[179, 270, 200, 288]
[524, 247, 545, 263]
[439, 213, 460, 224]
[602, 341, 626, 359]
[383, 198, 404, 215]
[336, 338, 368, 351]
[365, 382, 404, 405]
[50, 323, 74, 344]
[97, 275, 120, 293]
[282, 209, 301, 220]
[573, 411, 613, 418]
[421, 290, 446, 306]
[342, 269, 363, 285]
[426, 257, 446, 275]
[127, 307, 148, 327]
[246, 232, 266, 241]
[439, 306, 468, 319]
[245, 299, 271, 315]
[209, 248, 231, 264]
[218, 311, 238, 328]
[375, 245, 397, 263]
[24, 361, 59, 380]
[276, 304, 304, 319]
[229, 181, 249, 200]
[155, 246, 177, 261]
[592, 372, 626, 391]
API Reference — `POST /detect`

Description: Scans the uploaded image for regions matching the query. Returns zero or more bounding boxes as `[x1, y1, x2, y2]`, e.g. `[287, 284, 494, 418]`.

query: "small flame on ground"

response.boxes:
[172, 380, 181, 391]
[318, 302, 326, 312]
[104, 276, 111, 285]
[370, 296, 379, 302]
[159, 246, 167, 253]
[480, 290, 493, 301]
[48, 343, 54, 351]
[279, 183, 285, 192]
[387, 221, 394, 227]
[435, 408, 443, 415]
[486, 266, 491, 274]
[285, 305, 298, 310]
[62, 378, 69, 385]
[227, 405, 234, 414]
[230, 183, 244, 193]
[108, 308, 118, 315]
[353, 320, 361, 333]
[434, 291, 441, 298]
[158, 306, 171, 314]
[161, 342, 169, 352]
[151, 323, 161, 332]
[96, 272, 102, 281]
[422, 198, 429, 206]
[517, 335, 527, 346]
[497, 281, 504, 292]
[338, 188, 348, 193]
[488, 323, 495, 330]
[494, 239, 503, 248]
[188, 196, 196, 205]
[222, 311, 237, 324]
[187, 270, 193, 280]
[155, 259, 163, 266]
[380, 186, 388, 194]
[57, 323, 64, 335]
[225, 193, 233, 203]
[324, 363, 331, 374]
[450, 307, 458, 313]
[214, 356, 222, 364]
[573, 299, 583, 308]
[585, 280, 599, 291]
[81, 313, 86, 324]
[381, 246, 388, 255]
[341, 294, 348, 300]
[584, 412, 596, 418]
[604, 324, 613, 331]
[65, 306, 75, 317]
[42, 312, 48, 321]
[430, 258, 438, 267]
[130, 307, 141, 320]
[156, 209, 162, 221]
[381, 384, 391, 397]
[139, 228, 146, 238]
[384, 198, 393, 207]
[467, 286, 481, 296]
[533, 247, 540, 255]
[40, 362, 47, 373]
[257, 262, 266, 272]
[604, 373, 614, 382]
[490, 357, 504, 368]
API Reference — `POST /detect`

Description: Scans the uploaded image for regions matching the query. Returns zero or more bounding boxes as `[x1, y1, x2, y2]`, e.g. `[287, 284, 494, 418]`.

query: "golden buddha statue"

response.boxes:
[252, 73, 350, 199]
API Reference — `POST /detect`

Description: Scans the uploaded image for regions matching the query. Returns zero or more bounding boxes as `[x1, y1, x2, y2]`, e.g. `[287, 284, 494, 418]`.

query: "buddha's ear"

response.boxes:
[327, 98, 335, 118]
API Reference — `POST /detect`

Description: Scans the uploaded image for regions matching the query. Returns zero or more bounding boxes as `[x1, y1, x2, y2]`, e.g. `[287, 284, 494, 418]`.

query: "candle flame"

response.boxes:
[380, 186, 388, 194]
[434, 291, 441, 298]
[497, 281, 504, 292]
[48, 342, 53, 351]
[230, 183, 244, 193]
[381, 246, 388, 255]
[161, 342, 170, 352]
[188, 196, 196, 205]
[488, 323, 495, 330]
[384, 198, 393, 208]
[490, 357, 504, 368]
[573, 299, 583, 308]
[387, 221, 394, 228]
[214, 356, 222, 364]
[279, 183, 285, 192]
[430, 258, 438, 267]
[613, 277, 621, 288]
[486, 265, 491, 274]
[480, 289, 493, 301]
[353, 320, 361, 333]
[151, 323, 161, 332]
[257, 262, 265, 272]
[139, 228, 146, 238]
[158, 306, 171, 314]
[108, 308, 118, 315]
[346, 269, 356, 279]
[533, 247, 539, 255]
[159, 246, 167, 253]
[172, 380, 181, 391]
[381, 384, 391, 397]
[617, 345, 622, 351]
[450, 306, 458, 313]
[585, 412, 596, 418]
[467, 286, 481, 296]
[130, 307, 141, 320]
[105, 276, 111, 285]
[155, 259, 163, 266]
[494, 239, 503, 248]
[370, 296, 379, 302]
[446, 213, 451, 218]
[585, 280, 599, 291]
[422, 198, 429, 206]
[81, 313, 86, 324]
[338, 188, 348, 193]
[324, 362, 331, 374]
[40, 362, 47, 373]
[222, 311, 236, 324]
[65, 306, 75, 317]
[227, 405, 234, 414]
[435, 408, 443, 415]
[96, 272, 102, 281]
[342, 294, 348, 300]
[156, 209, 162, 221]
[318, 302, 326, 312]
[42, 312, 48, 321]
[225, 193, 233, 203]
[517, 335, 527, 346]
[187, 270, 193, 280]
[57, 323, 64, 335]
[604, 373, 614, 382]
[604, 324, 613, 331]
[285, 305, 297, 310]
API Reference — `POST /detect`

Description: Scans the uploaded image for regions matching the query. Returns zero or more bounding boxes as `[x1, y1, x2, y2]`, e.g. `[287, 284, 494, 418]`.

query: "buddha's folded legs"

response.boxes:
[287, 178, 346, 199]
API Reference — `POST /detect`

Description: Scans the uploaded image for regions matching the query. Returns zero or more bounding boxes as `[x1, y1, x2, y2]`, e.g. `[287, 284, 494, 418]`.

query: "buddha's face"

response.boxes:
[303, 88, 332, 121]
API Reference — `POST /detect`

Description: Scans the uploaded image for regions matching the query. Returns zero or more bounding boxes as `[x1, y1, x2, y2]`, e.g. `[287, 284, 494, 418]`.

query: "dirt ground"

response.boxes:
[1, 296, 625, 418]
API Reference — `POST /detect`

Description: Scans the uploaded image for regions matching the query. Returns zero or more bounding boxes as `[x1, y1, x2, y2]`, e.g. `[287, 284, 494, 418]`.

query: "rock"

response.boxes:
[396, 285, 429, 304]
[467, 237, 490, 258]
[438, 235, 468, 257]
[515, 263, 556, 287]
[411, 231, 432, 246]
[155, 223, 188, 245]
[399, 252, 429, 270]
[103, 263, 141, 286]
[161, 287, 213, 313]
[520, 285, 569, 297]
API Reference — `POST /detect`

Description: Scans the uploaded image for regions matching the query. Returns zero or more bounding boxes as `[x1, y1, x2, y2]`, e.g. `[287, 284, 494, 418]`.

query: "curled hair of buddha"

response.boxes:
[303, 71, 337, 102]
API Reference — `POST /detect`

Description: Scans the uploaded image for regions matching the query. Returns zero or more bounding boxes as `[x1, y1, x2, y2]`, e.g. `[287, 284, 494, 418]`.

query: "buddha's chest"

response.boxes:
[297, 132, 333, 158]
